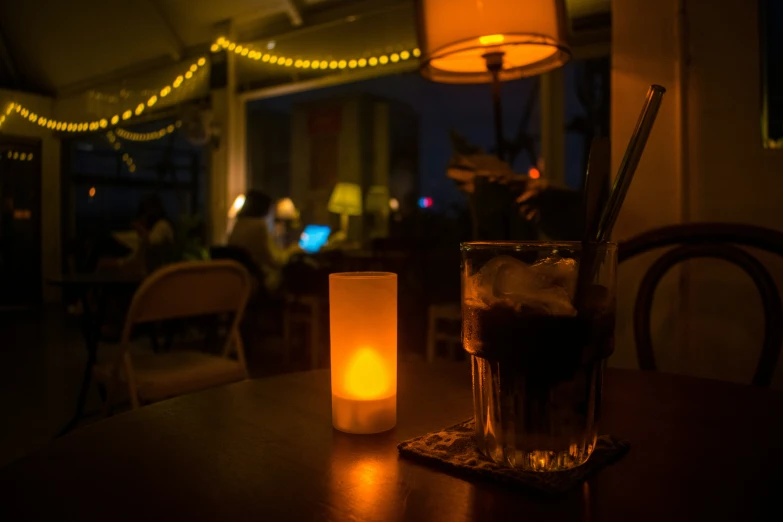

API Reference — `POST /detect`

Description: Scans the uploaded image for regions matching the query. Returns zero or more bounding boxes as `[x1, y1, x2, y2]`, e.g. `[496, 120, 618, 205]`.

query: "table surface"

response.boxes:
[2, 363, 782, 522]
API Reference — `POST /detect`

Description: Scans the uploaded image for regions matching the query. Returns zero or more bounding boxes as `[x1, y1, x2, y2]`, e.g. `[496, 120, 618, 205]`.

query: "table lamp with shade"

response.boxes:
[275, 197, 298, 221]
[274, 197, 300, 247]
[417, 0, 570, 159]
[365, 186, 391, 214]
[328, 182, 363, 235]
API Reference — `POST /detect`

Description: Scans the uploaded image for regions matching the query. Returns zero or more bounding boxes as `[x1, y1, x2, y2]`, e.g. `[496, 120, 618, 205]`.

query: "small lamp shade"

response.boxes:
[227, 194, 246, 219]
[364, 186, 390, 213]
[328, 182, 363, 216]
[275, 197, 298, 220]
[330, 272, 397, 434]
[417, 0, 571, 84]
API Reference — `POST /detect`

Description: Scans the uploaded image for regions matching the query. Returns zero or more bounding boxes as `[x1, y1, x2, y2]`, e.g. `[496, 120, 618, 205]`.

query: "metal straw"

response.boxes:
[594, 85, 666, 242]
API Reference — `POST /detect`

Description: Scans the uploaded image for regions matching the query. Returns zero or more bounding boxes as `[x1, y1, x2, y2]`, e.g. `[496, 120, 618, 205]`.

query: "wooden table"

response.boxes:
[2, 363, 782, 521]
[47, 274, 142, 434]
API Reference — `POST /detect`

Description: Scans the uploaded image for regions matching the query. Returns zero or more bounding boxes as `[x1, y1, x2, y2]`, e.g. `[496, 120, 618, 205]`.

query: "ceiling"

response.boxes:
[0, 0, 611, 96]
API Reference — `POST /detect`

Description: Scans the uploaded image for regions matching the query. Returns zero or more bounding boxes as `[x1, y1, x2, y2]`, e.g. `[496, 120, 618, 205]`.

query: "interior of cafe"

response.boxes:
[1, 1, 782, 519]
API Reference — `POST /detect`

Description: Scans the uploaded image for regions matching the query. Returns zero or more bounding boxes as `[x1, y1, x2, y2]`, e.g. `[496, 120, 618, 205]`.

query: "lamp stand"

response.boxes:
[484, 52, 505, 161]
[340, 213, 349, 234]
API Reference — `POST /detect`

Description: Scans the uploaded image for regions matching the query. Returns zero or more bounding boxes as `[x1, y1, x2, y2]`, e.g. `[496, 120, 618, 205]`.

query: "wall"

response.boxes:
[0, 89, 61, 303]
[684, 0, 783, 386]
[612, 0, 783, 386]
[289, 96, 379, 239]
[611, 0, 684, 372]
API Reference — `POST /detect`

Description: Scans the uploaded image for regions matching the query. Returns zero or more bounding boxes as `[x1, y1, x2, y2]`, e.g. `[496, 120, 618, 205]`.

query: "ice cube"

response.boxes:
[530, 255, 578, 300]
[468, 254, 576, 316]
[473, 255, 529, 305]
[494, 259, 576, 316]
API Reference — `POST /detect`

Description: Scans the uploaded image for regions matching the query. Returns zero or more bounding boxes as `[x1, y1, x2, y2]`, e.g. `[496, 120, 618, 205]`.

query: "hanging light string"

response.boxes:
[210, 36, 420, 70]
[4, 150, 34, 162]
[106, 131, 136, 173]
[115, 120, 182, 142]
[0, 58, 206, 134]
[0, 36, 420, 134]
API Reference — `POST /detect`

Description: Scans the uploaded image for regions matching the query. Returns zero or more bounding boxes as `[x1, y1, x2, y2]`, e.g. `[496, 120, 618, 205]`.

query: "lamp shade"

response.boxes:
[227, 194, 246, 219]
[364, 186, 390, 213]
[328, 182, 363, 216]
[275, 197, 298, 220]
[417, 0, 571, 84]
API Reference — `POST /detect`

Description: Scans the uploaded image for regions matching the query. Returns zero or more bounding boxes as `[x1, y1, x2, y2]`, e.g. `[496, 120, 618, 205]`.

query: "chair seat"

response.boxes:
[94, 351, 246, 403]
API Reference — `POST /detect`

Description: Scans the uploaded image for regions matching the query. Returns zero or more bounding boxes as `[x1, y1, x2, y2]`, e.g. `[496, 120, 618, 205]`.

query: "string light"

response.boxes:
[4, 58, 207, 134]
[4, 149, 34, 162]
[114, 120, 181, 142]
[106, 132, 136, 172]
[211, 37, 418, 73]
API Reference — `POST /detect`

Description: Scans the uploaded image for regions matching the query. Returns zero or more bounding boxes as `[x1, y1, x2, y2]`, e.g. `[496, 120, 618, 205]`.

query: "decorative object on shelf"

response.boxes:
[330, 272, 397, 434]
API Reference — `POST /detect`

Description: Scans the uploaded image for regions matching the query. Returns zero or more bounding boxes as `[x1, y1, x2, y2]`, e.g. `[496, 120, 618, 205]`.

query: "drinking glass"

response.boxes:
[461, 241, 616, 471]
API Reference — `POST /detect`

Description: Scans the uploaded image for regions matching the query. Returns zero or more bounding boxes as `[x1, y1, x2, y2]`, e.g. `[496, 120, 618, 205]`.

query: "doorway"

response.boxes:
[0, 138, 42, 309]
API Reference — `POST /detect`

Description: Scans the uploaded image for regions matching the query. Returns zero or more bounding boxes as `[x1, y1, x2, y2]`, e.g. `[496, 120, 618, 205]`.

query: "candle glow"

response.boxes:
[330, 272, 397, 434]
[344, 348, 390, 400]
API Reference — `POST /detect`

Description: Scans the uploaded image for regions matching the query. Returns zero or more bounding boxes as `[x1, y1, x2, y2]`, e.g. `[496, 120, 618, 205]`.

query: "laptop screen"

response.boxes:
[299, 225, 331, 253]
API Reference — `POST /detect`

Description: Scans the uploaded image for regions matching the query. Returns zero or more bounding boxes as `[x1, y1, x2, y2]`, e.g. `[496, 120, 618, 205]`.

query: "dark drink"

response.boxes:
[461, 242, 616, 471]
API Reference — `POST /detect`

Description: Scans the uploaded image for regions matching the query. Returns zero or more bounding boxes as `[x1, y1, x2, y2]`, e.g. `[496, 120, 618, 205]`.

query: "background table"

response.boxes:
[1, 363, 782, 521]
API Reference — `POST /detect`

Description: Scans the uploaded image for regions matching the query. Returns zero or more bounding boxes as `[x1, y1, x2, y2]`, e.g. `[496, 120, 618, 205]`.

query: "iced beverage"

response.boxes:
[461, 243, 616, 471]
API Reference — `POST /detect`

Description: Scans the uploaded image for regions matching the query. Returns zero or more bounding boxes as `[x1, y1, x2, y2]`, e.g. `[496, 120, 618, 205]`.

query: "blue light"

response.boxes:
[299, 225, 331, 253]
[418, 197, 433, 209]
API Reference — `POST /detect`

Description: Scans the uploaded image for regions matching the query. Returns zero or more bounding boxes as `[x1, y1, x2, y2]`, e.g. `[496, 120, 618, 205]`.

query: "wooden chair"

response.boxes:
[619, 223, 783, 388]
[93, 260, 251, 409]
[281, 255, 328, 369]
[283, 294, 322, 369]
[426, 303, 462, 362]
[423, 247, 463, 362]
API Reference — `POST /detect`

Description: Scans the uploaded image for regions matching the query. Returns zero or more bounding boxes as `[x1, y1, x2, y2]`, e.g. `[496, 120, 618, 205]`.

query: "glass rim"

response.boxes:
[460, 240, 618, 250]
[329, 271, 397, 279]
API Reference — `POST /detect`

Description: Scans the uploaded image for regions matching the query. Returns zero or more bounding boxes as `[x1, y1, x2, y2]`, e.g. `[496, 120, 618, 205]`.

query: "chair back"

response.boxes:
[210, 245, 263, 279]
[619, 223, 783, 388]
[121, 260, 251, 337]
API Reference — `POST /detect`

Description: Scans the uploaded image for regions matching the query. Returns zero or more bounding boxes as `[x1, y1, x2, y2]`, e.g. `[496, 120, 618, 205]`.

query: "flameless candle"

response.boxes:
[330, 272, 397, 434]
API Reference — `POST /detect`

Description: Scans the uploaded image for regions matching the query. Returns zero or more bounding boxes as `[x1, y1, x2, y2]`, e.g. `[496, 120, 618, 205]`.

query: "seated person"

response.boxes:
[101, 194, 175, 276]
[228, 190, 300, 293]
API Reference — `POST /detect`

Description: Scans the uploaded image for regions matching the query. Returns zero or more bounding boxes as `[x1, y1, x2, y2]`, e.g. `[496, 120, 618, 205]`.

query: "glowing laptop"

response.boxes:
[299, 225, 331, 253]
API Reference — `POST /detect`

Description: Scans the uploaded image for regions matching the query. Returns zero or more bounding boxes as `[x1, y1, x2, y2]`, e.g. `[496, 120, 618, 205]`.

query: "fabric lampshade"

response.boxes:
[275, 197, 298, 220]
[417, 0, 571, 84]
[364, 186, 390, 213]
[328, 182, 363, 216]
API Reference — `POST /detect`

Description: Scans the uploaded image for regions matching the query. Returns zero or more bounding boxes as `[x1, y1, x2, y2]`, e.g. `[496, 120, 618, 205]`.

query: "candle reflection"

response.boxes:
[329, 433, 402, 520]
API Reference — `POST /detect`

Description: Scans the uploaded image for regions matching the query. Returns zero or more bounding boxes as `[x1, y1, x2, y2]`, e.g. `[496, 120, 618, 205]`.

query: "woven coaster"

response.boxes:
[398, 419, 629, 494]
